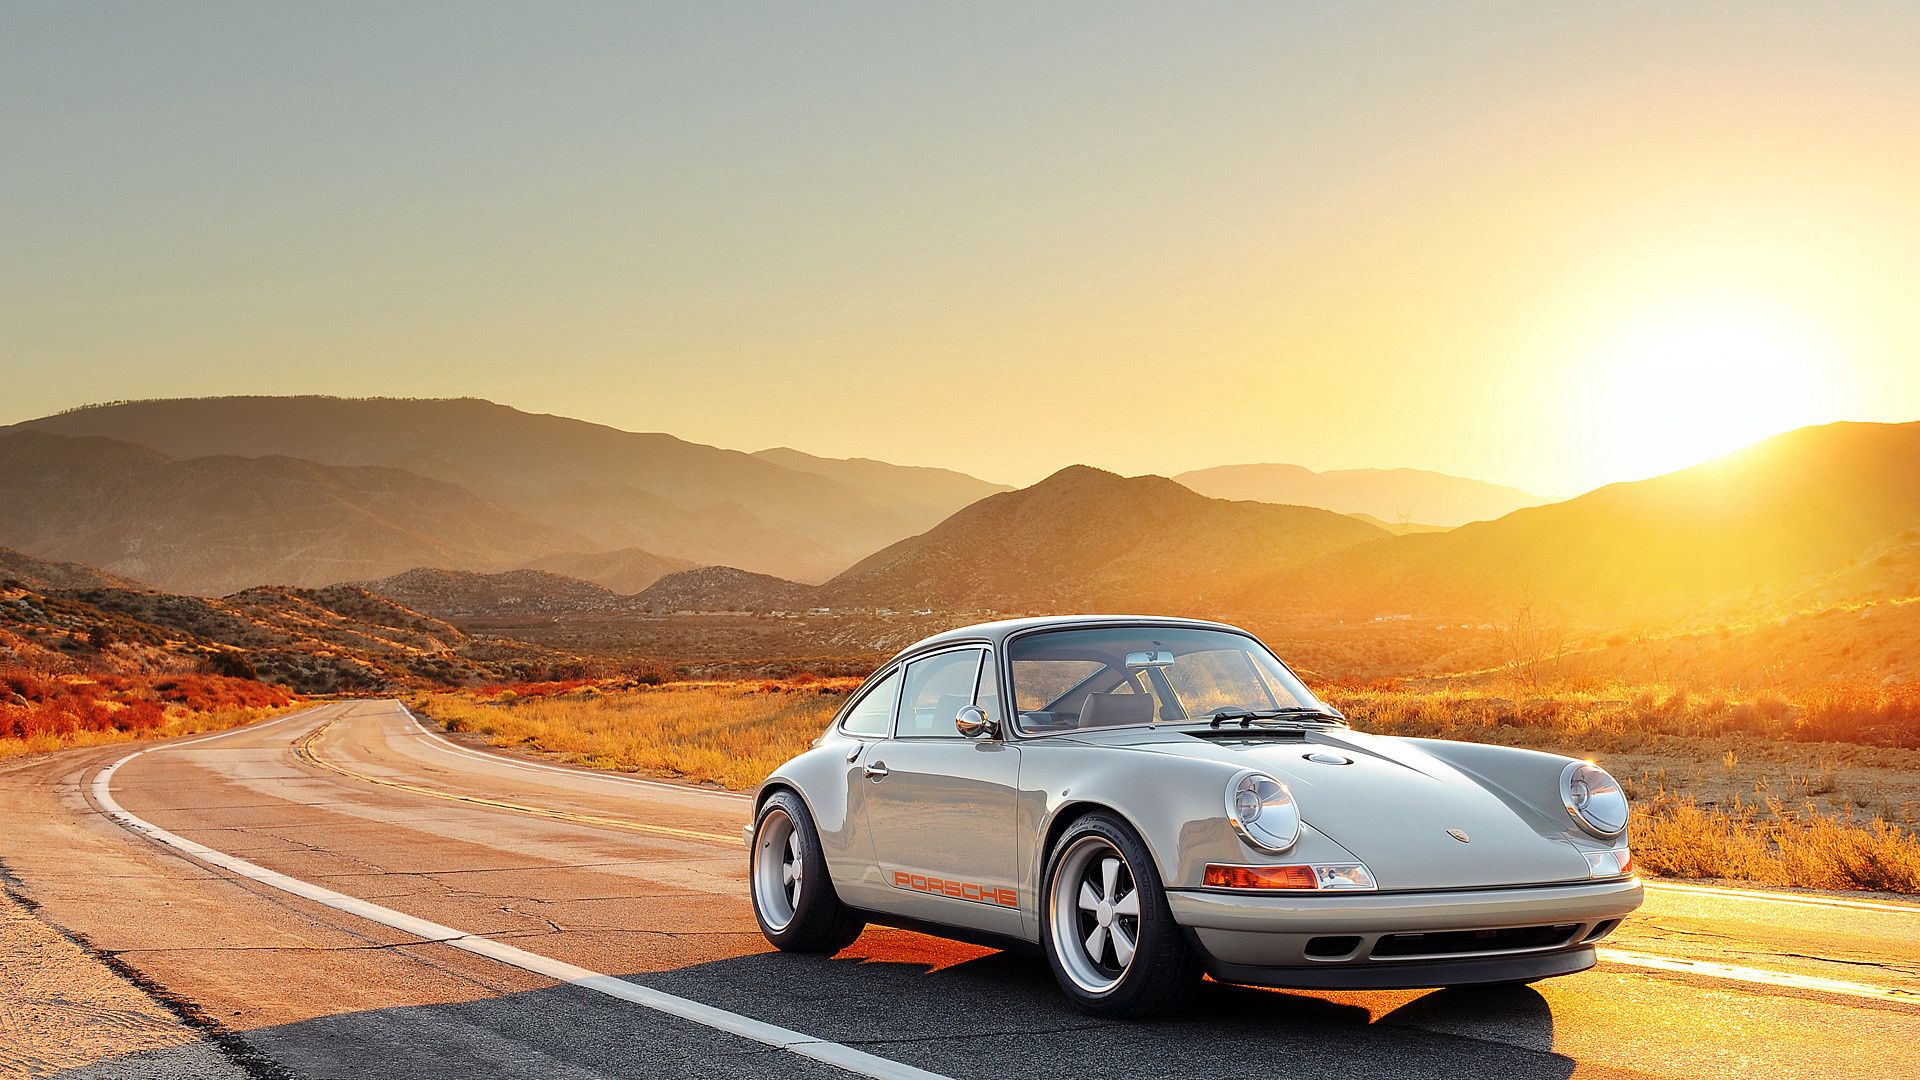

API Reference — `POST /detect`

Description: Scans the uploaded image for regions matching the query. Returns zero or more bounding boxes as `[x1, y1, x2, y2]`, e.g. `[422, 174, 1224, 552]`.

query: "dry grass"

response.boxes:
[414, 678, 857, 791]
[1631, 794, 1920, 893]
[414, 677, 1920, 893]
[1325, 681, 1919, 748]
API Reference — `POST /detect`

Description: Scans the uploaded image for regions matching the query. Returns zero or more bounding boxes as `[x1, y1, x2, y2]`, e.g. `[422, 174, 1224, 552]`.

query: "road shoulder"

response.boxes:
[0, 871, 255, 1080]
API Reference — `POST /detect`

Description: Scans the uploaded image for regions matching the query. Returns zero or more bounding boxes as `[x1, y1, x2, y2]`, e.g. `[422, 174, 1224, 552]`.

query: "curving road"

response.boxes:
[3, 700, 1916, 1079]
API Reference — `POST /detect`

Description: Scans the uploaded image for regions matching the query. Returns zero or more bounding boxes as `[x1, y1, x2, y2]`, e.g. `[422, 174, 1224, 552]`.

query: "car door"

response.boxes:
[858, 646, 1023, 936]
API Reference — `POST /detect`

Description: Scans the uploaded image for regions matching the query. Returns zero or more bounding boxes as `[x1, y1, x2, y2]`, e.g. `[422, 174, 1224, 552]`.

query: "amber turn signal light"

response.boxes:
[1203, 863, 1318, 890]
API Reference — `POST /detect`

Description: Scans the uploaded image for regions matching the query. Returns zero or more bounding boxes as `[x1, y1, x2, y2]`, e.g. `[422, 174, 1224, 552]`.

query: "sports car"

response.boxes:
[746, 615, 1641, 1017]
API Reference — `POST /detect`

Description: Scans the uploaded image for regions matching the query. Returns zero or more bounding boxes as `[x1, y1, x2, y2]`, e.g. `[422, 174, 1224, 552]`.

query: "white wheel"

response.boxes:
[748, 790, 863, 952]
[1040, 811, 1201, 1017]
[751, 806, 802, 932]
[1049, 835, 1142, 994]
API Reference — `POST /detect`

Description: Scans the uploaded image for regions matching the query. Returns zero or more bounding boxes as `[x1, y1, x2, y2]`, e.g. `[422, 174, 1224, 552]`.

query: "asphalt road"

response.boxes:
[3, 700, 1916, 1079]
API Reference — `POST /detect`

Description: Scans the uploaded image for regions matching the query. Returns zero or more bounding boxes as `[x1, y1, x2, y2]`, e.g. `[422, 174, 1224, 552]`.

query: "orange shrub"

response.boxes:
[0, 666, 293, 740]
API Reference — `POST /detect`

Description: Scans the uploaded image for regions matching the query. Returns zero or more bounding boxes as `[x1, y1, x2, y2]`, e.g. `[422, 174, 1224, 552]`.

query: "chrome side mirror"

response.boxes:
[955, 704, 999, 740]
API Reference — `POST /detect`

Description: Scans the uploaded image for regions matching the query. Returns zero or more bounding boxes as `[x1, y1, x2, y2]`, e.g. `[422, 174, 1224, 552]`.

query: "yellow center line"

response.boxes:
[294, 720, 743, 847]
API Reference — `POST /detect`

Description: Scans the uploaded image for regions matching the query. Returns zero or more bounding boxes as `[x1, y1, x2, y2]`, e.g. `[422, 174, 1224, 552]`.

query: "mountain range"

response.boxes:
[6, 396, 1918, 654]
[1175, 463, 1547, 526]
[8, 397, 999, 586]
[1237, 421, 1920, 626]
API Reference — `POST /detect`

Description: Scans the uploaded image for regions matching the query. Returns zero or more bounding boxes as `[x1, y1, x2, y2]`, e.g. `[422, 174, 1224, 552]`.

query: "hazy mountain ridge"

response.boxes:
[518, 547, 696, 594]
[822, 465, 1390, 612]
[0, 546, 154, 592]
[13, 397, 1000, 581]
[0, 430, 590, 595]
[1175, 463, 1548, 526]
[1238, 421, 1920, 626]
[753, 447, 1011, 532]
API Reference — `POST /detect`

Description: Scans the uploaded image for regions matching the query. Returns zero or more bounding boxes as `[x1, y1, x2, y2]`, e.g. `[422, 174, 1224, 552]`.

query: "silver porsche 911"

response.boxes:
[746, 616, 1640, 1017]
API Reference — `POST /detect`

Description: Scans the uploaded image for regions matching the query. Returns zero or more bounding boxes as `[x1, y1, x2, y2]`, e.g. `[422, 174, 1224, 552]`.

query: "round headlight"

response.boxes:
[1226, 770, 1301, 853]
[1561, 761, 1628, 838]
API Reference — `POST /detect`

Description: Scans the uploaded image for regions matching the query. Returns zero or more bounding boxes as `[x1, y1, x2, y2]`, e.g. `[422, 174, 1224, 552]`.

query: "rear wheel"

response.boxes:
[1041, 812, 1201, 1018]
[750, 790, 863, 952]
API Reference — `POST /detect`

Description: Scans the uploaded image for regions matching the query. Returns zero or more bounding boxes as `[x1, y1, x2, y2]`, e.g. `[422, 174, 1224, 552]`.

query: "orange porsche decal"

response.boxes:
[892, 870, 1018, 908]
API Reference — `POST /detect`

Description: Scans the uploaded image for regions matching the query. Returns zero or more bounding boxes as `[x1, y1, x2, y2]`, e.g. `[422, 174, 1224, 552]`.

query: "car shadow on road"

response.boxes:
[49, 946, 1573, 1080]
[645, 942, 1577, 1079]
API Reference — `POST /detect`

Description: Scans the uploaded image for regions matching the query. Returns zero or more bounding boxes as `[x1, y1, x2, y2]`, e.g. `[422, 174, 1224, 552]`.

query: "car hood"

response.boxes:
[1057, 726, 1593, 891]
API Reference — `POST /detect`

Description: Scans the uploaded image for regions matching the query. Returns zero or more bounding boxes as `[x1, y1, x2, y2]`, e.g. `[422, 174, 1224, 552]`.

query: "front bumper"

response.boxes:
[1167, 876, 1641, 989]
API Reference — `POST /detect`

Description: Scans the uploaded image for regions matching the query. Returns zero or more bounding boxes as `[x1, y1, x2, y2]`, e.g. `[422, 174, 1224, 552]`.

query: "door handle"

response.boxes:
[863, 761, 890, 780]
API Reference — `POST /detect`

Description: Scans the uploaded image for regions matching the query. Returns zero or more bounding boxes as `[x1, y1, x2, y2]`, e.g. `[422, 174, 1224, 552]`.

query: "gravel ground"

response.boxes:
[0, 885, 248, 1080]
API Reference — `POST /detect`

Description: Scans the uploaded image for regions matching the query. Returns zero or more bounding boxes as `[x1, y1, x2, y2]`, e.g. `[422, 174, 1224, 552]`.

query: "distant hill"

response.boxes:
[1175, 463, 1548, 526]
[361, 568, 635, 618]
[1242, 421, 1920, 626]
[13, 397, 939, 581]
[0, 546, 153, 592]
[752, 447, 1010, 533]
[0, 430, 586, 595]
[518, 547, 695, 595]
[1346, 513, 1450, 536]
[635, 566, 817, 613]
[0, 577, 568, 693]
[822, 465, 1389, 612]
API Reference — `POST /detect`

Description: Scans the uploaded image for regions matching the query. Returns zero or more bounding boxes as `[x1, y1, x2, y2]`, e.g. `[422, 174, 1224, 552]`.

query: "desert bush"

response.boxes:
[0, 666, 296, 757]
[1631, 794, 1920, 893]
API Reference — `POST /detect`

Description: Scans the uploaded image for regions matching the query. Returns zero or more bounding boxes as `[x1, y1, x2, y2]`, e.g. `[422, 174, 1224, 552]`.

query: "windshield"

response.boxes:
[1008, 626, 1330, 734]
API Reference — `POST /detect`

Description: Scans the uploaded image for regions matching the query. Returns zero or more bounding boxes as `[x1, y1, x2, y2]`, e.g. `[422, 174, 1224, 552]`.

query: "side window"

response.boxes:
[975, 650, 1002, 729]
[840, 669, 901, 736]
[897, 649, 985, 738]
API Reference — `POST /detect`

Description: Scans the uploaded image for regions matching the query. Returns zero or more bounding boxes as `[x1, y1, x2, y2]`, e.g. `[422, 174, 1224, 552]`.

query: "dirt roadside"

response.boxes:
[0, 873, 253, 1080]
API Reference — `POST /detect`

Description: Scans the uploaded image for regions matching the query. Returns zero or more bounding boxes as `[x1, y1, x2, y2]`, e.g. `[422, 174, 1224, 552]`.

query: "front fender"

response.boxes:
[1016, 741, 1362, 937]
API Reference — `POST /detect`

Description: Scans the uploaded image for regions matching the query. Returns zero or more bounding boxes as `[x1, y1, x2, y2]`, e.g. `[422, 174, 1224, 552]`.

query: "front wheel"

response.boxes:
[750, 790, 864, 952]
[1041, 812, 1201, 1018]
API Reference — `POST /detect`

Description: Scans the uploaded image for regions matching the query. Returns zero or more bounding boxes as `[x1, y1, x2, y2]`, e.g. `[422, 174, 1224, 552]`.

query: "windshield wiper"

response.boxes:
[1208, 707, 1347, 730]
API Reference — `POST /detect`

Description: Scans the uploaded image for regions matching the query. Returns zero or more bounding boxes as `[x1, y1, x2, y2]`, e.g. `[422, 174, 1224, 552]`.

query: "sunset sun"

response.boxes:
[1582, 306, 1847, 482]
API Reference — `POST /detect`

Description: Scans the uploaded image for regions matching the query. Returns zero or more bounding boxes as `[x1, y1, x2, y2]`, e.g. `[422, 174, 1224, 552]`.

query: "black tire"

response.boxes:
[749, 790, 864, 953]
[1040, 811, 1202, 1018]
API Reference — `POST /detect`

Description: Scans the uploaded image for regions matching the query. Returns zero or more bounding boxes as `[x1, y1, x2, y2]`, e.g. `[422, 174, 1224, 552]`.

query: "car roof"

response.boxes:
[885, 614, 1251, 665]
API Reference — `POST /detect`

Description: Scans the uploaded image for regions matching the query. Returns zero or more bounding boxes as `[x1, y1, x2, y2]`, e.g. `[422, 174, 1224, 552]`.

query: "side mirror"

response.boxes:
[955, 704, 999, 740]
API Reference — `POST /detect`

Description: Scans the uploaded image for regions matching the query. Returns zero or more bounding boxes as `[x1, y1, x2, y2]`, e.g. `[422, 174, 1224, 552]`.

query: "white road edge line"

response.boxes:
[1598, 948, 1920, 1005]
[398, 704, 750, 802]
[91, 702, 950, 1080]
[1643, 880, 1920, 916]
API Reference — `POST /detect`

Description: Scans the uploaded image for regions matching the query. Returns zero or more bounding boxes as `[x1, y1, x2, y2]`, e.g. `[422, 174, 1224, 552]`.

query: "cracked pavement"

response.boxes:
[1, 699, 1916, 1079]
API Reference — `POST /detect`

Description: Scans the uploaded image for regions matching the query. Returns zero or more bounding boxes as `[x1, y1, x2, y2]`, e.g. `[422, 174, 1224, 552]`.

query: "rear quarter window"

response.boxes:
[839, 669, 901, 736]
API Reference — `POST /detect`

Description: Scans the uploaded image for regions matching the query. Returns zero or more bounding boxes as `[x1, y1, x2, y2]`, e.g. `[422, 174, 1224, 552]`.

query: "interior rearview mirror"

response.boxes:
[955, 703, 998, 739]
[1125, 650, 1175, 668]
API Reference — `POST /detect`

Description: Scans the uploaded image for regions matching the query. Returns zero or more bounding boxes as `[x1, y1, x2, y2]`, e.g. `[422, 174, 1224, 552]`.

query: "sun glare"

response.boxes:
[1580, 306, 1846, 482]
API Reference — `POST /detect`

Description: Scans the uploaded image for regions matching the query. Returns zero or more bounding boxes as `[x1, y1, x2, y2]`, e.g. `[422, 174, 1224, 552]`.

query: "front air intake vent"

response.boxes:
[1372, 924, 1579, 959]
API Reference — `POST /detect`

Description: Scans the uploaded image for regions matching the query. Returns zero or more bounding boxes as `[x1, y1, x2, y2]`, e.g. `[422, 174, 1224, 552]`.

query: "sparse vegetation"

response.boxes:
[415, 676, 1920, 893]
[414, 676, 858, 791]
[1631, 794, 1920, 893]
[0, 667, 300, 761]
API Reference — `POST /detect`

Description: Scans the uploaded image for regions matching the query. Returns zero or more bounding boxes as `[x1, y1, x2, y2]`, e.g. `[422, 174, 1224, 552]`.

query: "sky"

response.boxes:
[4, 2, 1918, 495]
